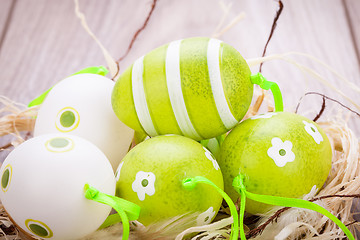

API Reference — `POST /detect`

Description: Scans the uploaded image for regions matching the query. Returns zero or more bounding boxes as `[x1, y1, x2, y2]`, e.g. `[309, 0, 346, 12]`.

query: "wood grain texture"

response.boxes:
[0, 2, 359, 237]
[222, 0, 360, 133]
[0, 0, 14, 50]
[344, 0, 360, 63]
[0, 0, 359, 134]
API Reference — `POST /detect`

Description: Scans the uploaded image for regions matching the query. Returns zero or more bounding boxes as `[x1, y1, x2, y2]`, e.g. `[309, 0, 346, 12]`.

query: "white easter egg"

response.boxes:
[34, 73, 134, 171]
[0, 134, 115, 240]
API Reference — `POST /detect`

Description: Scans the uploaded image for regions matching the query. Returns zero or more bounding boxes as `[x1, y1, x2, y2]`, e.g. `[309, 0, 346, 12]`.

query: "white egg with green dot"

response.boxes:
[0, 134, 115, 240]
[34, 73, 134, 171]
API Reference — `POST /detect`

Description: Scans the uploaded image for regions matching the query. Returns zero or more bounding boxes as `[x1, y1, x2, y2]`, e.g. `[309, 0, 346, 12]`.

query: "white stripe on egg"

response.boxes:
[132, 56, 158, 136]
[207, 38, 238, 129]
[165, 40, 202, 140]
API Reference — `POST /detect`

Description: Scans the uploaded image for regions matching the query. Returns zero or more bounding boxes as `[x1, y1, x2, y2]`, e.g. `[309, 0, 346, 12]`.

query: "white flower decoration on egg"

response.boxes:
[251, 112, 278, 120]
[115, 161, 124, 182]
[267, 137, 295, 167]
[196, 207, 216, 225]
[303, 121, 323, 144]
[203, 147, 220, 170]
[132, 171, 156, 201]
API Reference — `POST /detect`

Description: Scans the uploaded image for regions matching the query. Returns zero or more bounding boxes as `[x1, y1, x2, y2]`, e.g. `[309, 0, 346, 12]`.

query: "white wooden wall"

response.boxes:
[0, 0, 359, 141]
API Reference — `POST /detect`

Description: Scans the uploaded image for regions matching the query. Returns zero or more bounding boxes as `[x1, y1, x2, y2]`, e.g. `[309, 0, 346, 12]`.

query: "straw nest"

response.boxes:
[0, 85, 359, 240]
[0, 1, 359, 239]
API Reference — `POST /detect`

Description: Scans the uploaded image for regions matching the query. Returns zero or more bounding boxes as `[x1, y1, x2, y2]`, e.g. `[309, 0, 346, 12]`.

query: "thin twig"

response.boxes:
[112, 0, 158, 80]
[346, 221, 357, 227]
[246, 207, 290, 238]
[312, 96, 326, 122]
[0, 143, 12, 152]
[116, 0, 158, 64]
[259, 0, 283, 73]
[295, 92, 360, 118]
[24, 131, 32, 140]
[310, 194, 360, 202]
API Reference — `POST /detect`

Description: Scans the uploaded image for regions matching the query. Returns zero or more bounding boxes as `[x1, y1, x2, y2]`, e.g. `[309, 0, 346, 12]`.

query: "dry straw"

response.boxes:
[0, 88, 359, 239]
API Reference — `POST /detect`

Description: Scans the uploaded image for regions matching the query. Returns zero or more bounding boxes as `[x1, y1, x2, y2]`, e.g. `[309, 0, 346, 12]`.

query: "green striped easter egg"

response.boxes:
[112, 37, 253, 140]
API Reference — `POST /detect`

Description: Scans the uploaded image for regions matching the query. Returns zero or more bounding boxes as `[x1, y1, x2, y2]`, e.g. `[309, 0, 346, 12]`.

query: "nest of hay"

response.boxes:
[1, 1, 359, 239]
[0, 87, 359, 240]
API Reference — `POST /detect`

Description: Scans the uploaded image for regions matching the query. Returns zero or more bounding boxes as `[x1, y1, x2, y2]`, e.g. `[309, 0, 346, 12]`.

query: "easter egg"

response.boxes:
[115, 135, 224, 225]
[34, 73, 134, 171]
[218, 112, 332, 214]
[0, 134, 115, 240]
[112, 37, 253, 141]
[200, 134, 225, 160]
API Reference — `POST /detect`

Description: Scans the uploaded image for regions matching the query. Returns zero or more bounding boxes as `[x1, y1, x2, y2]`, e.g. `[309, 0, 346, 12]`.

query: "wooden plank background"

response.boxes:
[0, 1, 359, 239]
[0, 0, 359, 142]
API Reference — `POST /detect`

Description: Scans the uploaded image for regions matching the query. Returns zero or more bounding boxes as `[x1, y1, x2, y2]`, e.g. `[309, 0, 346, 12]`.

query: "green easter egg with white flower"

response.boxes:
[115, 135, 224, 225]
[218, 112, 332, 215]
[112, 37, 254, 141]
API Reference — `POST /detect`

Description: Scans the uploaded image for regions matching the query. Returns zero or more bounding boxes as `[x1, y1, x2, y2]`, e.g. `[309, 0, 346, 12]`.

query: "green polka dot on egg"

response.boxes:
[60, 110, 76, 128]
[1, 169, 10, 189]
[25, 219, 53, 238]
[29, 224, 49, 237]
[49, 137, 69, 148]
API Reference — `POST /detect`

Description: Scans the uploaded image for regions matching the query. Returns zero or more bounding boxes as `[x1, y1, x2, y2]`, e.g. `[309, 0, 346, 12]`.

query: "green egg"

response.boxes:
[112, 37, 253, 141]
[115, 135, 224, 225]
[218, 112, 332, 214]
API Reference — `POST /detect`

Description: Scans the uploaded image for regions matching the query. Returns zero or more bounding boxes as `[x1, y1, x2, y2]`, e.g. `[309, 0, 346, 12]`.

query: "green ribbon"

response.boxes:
[238, 181, 247, 240]
[28, 66, 108, 107]
[232, 174, 355, 240]
[84, 184, 141, 240]
[250, 73, 284, 112]
[99, 197, 141, 229]
[182, 176, 239, 240]
[70, 66, 108, 76]
[28, 88, 52, 108]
